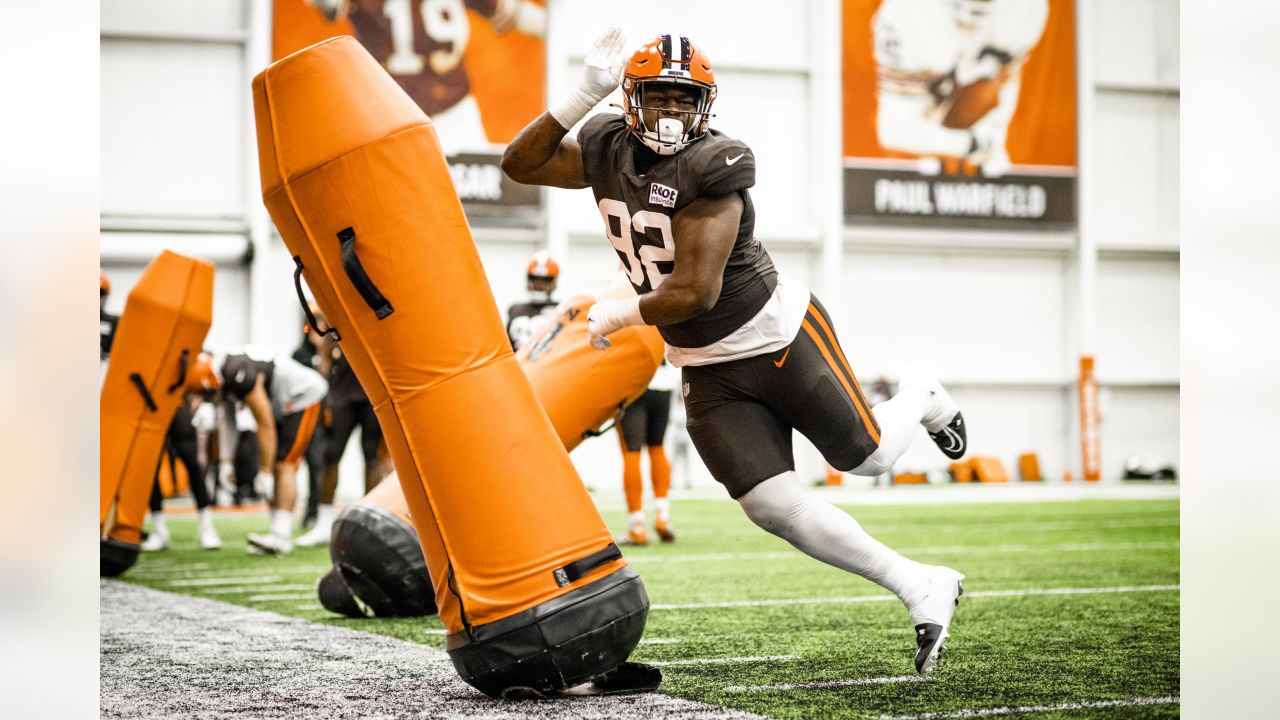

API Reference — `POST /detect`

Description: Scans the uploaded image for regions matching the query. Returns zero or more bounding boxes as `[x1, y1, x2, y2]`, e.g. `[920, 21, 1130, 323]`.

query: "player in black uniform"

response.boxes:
[141, 354, 223, 551]
[503, 29, 969, 674]
[218, 350, 328, 554]
[505, 250, 560, 350]
[100, 273, 118, 363]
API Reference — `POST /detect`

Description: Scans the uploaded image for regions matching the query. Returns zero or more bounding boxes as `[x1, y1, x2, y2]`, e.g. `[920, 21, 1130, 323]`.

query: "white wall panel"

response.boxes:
[841, 250, 1069, 383]
[1099, 386, 1179, 479]
[553, 0, 811, 70]
[1092, 92, 1179, 250]
[1096, 256, 1179, 382]
[1093, 0, 1179, 88]
[102, 0, 245, 36]
[101, 39, 246, 218]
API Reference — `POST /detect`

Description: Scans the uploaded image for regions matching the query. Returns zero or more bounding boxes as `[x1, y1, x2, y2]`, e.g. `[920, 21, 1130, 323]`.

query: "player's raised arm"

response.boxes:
[501, 27, 626, 189]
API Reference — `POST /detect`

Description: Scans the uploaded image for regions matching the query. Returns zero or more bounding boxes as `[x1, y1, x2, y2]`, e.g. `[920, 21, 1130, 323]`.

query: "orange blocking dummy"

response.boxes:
[100, 251, 213, 576]
[318, 290, 664, 619]
[253, 36, 651, 697]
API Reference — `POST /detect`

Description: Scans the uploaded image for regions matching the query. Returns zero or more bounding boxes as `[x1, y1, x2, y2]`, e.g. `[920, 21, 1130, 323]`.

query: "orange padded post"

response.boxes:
[253, 36, 649, 697]
[517, 291, 665, 449]
[100, 251, 213, 575]
[950, 460, 975, 483]
[321, 295, 664, 620]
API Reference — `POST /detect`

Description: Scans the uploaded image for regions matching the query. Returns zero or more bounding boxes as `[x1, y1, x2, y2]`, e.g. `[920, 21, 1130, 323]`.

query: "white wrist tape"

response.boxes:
[590, 295, 645, 337]
[549, 86, 602, 130]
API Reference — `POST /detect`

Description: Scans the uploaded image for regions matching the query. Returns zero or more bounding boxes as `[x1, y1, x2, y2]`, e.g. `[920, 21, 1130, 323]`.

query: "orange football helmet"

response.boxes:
[527, 250, 560, 280]
[185, 352, 221, 394]
[101, 272, 111, 296]
[621, 34, 717, 155]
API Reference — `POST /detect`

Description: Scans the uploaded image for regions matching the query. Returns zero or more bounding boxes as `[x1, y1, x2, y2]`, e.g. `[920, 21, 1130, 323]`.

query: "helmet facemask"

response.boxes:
[624, 80, 715, 156]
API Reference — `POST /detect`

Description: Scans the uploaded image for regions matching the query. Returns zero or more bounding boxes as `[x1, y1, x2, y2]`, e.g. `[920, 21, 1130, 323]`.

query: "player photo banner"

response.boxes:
[273, 0, 546, 221]
[843, 0, 1077, 230]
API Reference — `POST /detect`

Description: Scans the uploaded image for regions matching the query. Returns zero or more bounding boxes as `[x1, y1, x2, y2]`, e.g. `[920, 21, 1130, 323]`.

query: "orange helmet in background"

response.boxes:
[185, 352, 221, 394]
[526, 250, 560, 280]
[101, 273, 111, 296]
[621, 34, 717, 155]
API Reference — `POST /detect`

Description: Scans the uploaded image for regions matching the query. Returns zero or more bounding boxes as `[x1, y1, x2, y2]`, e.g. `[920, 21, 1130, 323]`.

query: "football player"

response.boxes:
[615, 361, 678, 546]
[295, 311, 389, 549]
[502, 29, 967, 674]
[142, 353, 222, 552]
[215, 348, 328, 554]
[873, 0, 1049, 177]
[100, 273, 118, 363]
[505, 250, 560, 350]
[305, 0, 546, 153]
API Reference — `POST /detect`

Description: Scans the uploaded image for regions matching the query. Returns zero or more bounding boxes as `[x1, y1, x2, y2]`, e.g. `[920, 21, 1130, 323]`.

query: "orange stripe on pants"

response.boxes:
[806, 304, 880, 441]
[282, 403, 321, 467]
[800, 319, 881, 445]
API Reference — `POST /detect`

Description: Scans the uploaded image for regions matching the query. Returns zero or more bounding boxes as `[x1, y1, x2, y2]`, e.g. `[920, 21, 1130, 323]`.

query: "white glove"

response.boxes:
[550, 27, 627, 129]
[587, 296, 644, 350]
[255, 470, 273, 499]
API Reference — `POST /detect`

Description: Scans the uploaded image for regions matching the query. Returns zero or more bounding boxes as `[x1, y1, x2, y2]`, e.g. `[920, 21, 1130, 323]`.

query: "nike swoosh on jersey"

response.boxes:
[726, 153, 745, 165]
[773, 347, 791, 368]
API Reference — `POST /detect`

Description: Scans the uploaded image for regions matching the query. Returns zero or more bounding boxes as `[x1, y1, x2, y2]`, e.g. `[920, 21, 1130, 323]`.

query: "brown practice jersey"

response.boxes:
[346, 0, 499, 116]
[577, 113, 777, 349]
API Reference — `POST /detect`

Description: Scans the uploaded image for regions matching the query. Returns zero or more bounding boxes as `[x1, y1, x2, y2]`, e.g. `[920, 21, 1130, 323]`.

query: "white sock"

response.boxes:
[654, 497, 670, 519]
[738, 471, 925, 605]
[197, 508, 215, 534]
[151, 513, 169, 537]
[315, 504, 336, 530]
[849, 387, 932, 476]
[628, 510, 645, 526]
[270, 509, 293, 538]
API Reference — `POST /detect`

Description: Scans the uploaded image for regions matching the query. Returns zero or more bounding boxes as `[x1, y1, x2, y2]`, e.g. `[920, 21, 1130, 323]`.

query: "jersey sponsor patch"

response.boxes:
[648, 182, 678, 209]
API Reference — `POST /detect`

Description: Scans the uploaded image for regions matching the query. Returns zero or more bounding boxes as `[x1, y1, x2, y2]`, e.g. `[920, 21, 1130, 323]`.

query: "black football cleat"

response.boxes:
[900, 364, 967, 460]
[928, 412, 967, 460]
[908, 565, 965, 674]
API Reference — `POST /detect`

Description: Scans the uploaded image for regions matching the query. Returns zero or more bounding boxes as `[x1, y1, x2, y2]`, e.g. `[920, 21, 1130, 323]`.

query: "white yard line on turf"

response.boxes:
[626, 541, 1177, 565]
[648, 655, 797, 667]
[133, 565, 327, 579]
[246, 592, 318, 602]
[101, 581, 766, 719]
[653, 584, 1179, 610]
[168, 576, 285, 587]
[875, 695, 1179, 719]
[203, 584, 316, 595]
[725, 675, 924, 692]
[640, 638, 683, 645]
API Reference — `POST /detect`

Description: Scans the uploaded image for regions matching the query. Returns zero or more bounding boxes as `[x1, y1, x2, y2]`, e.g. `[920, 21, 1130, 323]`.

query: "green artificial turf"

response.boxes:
[120, 497, 1180, 718]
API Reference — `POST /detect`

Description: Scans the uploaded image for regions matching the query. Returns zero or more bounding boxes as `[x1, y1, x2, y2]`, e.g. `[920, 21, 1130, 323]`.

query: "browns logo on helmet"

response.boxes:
[621, 34, 717, 156]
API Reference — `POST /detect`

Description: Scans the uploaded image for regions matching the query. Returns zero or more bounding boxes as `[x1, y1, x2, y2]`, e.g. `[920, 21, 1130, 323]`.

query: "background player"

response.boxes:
[614, 361, 678, 546]
[502, 29, 967, 674]
[216, 348, 328, 555]
[873, 0, 1048, 177]
[100, 273, 118, 366]
[142, 354, 223, 551]
[505, 250, 560, 350]
[295, 313, 389, 548]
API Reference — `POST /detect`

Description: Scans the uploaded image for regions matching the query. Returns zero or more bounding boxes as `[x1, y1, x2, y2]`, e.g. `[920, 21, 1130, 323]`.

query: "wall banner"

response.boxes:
[843, 0, 1077, 230]
[273, 0, 547, 224]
